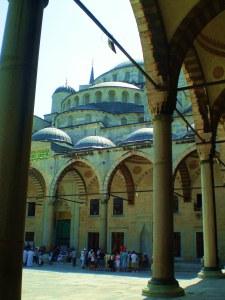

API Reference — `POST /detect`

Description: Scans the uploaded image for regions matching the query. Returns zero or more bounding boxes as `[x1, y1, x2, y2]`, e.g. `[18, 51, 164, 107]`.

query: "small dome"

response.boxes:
[53, 86, 75, 95]
[90, 81, 140, 90]
[121, 128, 178, 145]
[75, 136, 115, 150]
[32, 127, 73, 145]
[122, 128, 154, 144]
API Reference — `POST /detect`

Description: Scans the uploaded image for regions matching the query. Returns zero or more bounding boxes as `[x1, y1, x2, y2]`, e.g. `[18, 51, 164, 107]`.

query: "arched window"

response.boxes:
[108, 90, 115, 102]
[121, 117, 127, 125]
[122, 91, 129, 103]
[66, 99, 71, 110]
[134, 93, 141, 105]
[84, 93, 90, 105]
[95, 91, 102, 103]
[73, 96, 79, 107]
[68, 116, 73, 126]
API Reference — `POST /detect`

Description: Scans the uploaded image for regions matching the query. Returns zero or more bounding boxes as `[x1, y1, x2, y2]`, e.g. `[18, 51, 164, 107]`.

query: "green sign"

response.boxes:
[31, 149, 50, 161]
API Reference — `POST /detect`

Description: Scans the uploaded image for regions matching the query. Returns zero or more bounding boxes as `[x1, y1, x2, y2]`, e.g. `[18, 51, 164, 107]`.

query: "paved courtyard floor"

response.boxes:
[22, 264, 225, 300]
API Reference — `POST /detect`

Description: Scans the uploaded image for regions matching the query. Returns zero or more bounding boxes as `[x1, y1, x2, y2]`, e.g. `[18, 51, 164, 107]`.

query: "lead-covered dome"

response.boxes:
[53, 86, 75, 95]
[75, 136, 115, 150]
[32, 127, 73, 145]
[121, 128, 153, 145]
[90, 81, 140, 90]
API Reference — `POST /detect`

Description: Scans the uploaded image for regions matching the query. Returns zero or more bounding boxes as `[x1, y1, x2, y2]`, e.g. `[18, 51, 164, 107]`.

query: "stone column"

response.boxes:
[42, 199, 55, 249]
[100, 194, 109, 252]
[143, 113, 184, 298]
[0, 1, 48, 299]
[70, 198, 80, 250]
[197, 143, 224, 278]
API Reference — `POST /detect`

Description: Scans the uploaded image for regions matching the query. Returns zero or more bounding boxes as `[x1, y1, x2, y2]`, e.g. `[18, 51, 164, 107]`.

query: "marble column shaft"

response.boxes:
[151, 114, 174, 281]
[200, 159, 218, 268]
[0, 1, 47, 299]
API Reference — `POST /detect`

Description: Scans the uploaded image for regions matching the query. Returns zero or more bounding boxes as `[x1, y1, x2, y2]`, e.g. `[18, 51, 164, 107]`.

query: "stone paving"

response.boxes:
[22, 264, 225, 300]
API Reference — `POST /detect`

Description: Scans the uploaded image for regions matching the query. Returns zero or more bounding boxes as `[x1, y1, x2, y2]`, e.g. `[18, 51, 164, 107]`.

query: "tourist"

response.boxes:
[27, 248, 34, 267]
[23, 247, 28, 266]
[71, 248, 77, 267]
[131, 251, 138, 272]
[80, 248, 86, 269]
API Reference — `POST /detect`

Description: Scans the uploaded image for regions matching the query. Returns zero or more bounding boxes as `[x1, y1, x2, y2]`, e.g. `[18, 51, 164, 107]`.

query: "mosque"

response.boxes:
[1, 1, 225, 298]
[27, 61, 224, 263]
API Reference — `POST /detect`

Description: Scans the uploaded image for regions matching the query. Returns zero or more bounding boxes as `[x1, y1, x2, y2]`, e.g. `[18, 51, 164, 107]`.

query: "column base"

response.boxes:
[198, 267, 225, 279]
[142, 278, 185, 298]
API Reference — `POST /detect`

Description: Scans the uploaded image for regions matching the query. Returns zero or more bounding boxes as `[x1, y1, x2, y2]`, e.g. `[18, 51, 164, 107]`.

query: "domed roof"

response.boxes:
[32, 127, 73, 145]
[75, 136, 115, 150]
[114, 60, 144, 69]
[53, 86, 75, 95]
[121, 128, 178, 145]
[90, 81, 140, 90]
[122, 128, 154, 144]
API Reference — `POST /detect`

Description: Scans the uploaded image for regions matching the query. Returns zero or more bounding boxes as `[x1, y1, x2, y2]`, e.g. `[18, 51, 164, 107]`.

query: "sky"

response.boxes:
[0, 0, 143, 117]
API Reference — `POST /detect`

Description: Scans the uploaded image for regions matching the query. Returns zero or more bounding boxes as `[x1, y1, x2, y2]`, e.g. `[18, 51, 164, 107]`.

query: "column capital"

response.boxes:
[196, 133, 212, 162]
[148, 90, 173, 117]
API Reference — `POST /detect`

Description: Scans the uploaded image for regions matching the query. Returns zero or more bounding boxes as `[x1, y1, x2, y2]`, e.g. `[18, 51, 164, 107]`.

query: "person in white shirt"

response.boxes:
[26, 248, 34, 267]
[131, 251, 138, 272]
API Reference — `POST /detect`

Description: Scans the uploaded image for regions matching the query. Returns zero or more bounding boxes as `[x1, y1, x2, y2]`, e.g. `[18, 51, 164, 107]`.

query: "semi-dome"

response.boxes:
[122, 128, 154, 145]
[53, 86, 75, 95]
[32, 127, 73, 145]
[75, 136, 115, 150]
[90, 81, 140, 90]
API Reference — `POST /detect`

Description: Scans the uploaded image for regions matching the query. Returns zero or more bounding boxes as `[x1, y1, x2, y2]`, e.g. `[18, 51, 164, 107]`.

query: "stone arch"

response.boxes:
[169, 1, 225, 87]
[27, 167, 46, 199]
[103, 152, 153, 204]
[182, 48, 210, 133]
[49, 158, 102, 201]
[173, 149, 199, 203]
[212, 88, 225, 135]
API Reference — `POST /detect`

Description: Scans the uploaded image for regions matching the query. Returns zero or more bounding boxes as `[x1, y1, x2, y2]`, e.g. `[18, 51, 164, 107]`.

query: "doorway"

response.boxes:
[196, 232, 204, 258]
[55, 219, 71, 247]
[111, 232, 124, 253]
[88, 232, 99, 251]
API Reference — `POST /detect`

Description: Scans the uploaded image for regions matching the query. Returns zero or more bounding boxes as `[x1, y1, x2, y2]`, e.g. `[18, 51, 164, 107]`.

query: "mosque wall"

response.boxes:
[26, 61, 225, 263]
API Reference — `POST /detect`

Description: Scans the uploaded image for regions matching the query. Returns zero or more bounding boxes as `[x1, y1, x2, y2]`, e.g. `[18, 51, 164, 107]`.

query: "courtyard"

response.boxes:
[22, 264, 225, 300]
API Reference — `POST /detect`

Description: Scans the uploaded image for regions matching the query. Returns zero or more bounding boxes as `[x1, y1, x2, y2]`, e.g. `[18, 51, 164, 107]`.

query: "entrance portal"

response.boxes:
[55, 219, 71, 247]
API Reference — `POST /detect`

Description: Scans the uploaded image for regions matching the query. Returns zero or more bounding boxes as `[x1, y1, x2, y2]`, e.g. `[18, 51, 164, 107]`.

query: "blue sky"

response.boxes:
[0, 0, 143, 117]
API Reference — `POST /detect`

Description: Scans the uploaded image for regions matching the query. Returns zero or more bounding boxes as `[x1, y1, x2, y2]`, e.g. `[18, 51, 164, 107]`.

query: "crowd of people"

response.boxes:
[23, 244, 150, 272]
